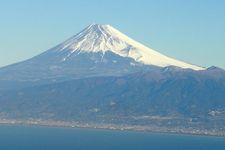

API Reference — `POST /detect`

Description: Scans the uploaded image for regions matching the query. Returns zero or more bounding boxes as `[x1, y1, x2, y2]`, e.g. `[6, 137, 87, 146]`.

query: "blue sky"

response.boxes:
[0, 0, 225, 68]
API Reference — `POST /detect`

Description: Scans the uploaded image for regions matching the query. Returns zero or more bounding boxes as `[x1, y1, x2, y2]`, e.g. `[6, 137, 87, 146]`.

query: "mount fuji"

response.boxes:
[0, 24, 225, 136]
[0, 24, 203, 84]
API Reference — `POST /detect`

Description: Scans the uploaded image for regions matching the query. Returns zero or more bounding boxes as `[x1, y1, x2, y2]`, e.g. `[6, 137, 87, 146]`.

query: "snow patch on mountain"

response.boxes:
[52, 24, 204, 70]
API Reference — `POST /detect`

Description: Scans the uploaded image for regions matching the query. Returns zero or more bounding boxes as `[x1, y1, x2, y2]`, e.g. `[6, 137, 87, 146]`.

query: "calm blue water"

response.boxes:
[0, 125, 225, 150]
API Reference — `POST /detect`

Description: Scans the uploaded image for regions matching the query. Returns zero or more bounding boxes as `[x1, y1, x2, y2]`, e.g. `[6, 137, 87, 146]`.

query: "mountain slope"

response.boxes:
[0, 67, 225, 134]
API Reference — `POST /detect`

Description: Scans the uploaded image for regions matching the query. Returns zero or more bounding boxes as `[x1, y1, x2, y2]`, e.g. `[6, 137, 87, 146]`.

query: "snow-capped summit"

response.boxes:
[52, 23, 204, 70]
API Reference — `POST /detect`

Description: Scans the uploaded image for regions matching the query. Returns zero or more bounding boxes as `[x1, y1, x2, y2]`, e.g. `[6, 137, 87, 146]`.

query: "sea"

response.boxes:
[0, 125, 225, 150]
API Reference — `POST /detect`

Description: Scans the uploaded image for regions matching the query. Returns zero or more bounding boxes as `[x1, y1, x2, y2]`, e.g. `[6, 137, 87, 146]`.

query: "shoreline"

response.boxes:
[0, 119, 224, 138]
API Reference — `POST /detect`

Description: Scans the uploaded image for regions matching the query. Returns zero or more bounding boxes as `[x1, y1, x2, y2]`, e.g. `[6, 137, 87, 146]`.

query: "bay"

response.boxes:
[0, 125, 225, 150]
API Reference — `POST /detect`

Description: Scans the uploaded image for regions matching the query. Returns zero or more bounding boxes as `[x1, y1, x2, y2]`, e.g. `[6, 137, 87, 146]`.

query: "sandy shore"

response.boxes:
[0, 118, 224, 137]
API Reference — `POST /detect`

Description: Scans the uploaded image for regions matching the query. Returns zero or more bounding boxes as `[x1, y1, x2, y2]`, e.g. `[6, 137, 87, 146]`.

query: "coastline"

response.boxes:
[0, 119, 224, 138]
